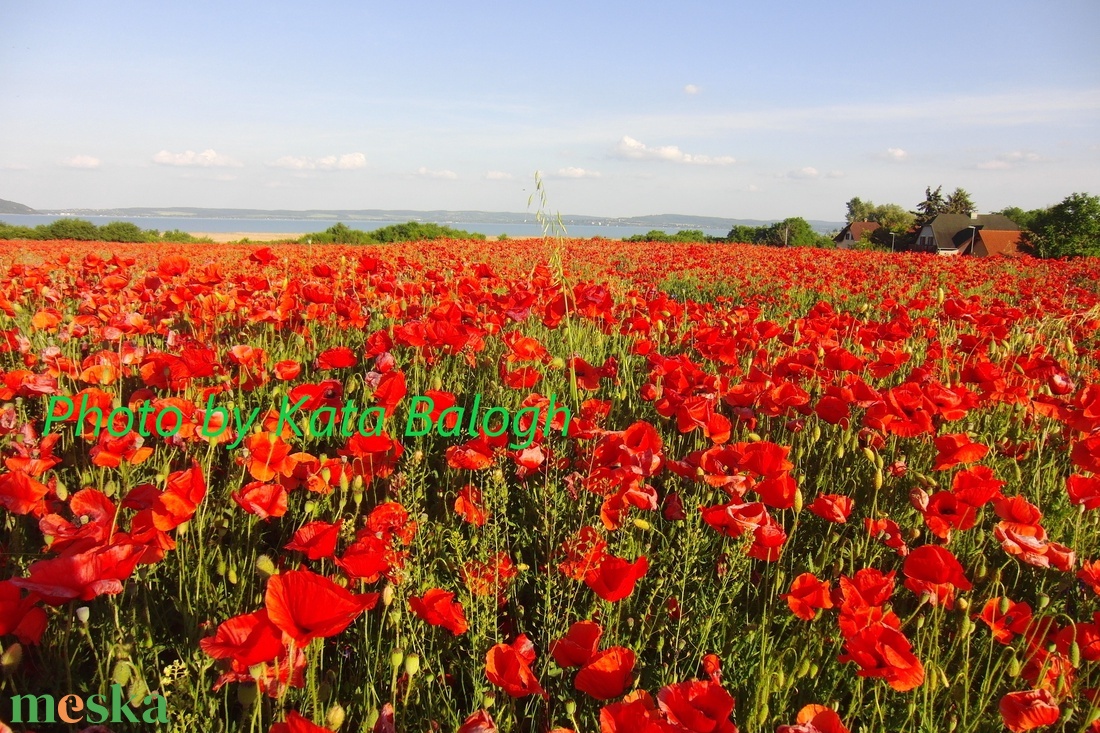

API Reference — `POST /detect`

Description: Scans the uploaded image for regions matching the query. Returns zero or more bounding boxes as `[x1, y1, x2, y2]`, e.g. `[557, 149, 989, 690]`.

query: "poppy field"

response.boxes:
[1, 237, 1099, 733]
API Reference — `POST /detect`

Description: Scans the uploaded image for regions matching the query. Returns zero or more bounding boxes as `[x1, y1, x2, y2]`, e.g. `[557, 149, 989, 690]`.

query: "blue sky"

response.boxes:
[1, 1, 1098, 220]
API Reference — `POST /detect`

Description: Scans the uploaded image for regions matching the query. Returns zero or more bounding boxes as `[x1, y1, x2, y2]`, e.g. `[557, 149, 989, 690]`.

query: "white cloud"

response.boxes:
[152, 149, 242, 167]
[486, 170, 513, 180]
[976, 151, 1042, 170]
[0, 162, 29, 171]
[615, 136, 735, 165]
[416, 166, 458, 180]
[62, 155, 101, 169]
[886, 147, 908, 160]
[787, 166, 820, 179]
[269, 152, 366, 170]
[684, 84, 700, 95]
[556, 167, 601, 179]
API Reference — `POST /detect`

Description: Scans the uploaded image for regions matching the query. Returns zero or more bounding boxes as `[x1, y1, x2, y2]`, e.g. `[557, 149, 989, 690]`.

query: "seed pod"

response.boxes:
[1070, 641, 1081, 668]
[809, 662, 819, 677]
[1037, 593, 1050, 610]
[564, 700, 577, 715]
[382, 583, 395, 607]
[812, 424, 822, 443]
[482, 691, 496, 709]
[999, 596, 1011, 614]
[227, 565, 238, 585]
[325, 703, 346, 730]
[404, 654, 420, 676]
[793, 488, 804, 514]
[835, 444, 845, 460]
[873, 469, 883, 491]
[862, 447, 875, 463]
[391, 649, 404, 670]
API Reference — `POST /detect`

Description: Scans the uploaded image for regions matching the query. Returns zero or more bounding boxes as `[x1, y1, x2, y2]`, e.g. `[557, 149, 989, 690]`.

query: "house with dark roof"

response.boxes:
[911, 213, 1024, 256]
[833, 221, 881, 249]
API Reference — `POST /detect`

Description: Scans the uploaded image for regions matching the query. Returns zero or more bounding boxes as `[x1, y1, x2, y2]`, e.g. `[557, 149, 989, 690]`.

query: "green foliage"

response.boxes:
[96, 220, 154, 242]
[160, 229, 213, 243]
[0, 218, 213, 243]
[1029, 192, 1100, 258]
[622, 229, 715, 243]
[844, 198, 915, 234]
[300, 221, 487, 244]
[913, 185, 947, 227]
[945, 187, 976, 216]
[42, 217, 100, 240]
[728, 218, 833, 248]
[995, 206, 1043, 233]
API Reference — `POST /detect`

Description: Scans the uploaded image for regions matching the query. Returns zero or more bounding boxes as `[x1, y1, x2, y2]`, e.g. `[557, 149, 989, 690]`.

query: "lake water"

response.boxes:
[0, 214, 732, 240]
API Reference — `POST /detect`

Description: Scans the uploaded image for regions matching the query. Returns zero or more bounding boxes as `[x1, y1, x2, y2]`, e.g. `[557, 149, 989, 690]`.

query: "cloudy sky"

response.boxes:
[1, 1, 1098, 220]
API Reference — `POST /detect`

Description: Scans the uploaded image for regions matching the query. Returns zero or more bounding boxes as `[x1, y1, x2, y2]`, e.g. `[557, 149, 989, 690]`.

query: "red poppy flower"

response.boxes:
[999, 689, 1060, 732]
[806, 494, 854, 523]
[485, 634, 547, 699]
[455, 485, 489, 525]
[1067, 474, 1100, 510]
[200, 609, 285, 668]
[12, 544, 145, 605]
[575, 646, 635, 700]
[0, 580, 47, 645]
[599, 690, 666, 732]
[0, 469, 50, 516]
[656, 679, 738, 733]
[409, 588, 468, 635]
[285, 520, 343, 560]
[1079, 559, 1100, 596]
[584, 555, 649, 602]
[864, 517, 908, 556]
[232, 481, 289, 520]
[274, 359, 302, 380]
[977, 597, 1034, 644]
[838, 622, 925, 691]
[932, 433, 989, 470]
[782, 573, 834, 621]
[903, 545, 972, 607]
[244, 433, 296, 482]
[270, 710, 336, 733]
[315, 346, 358, 370]
[781, 704, 850, 733]
[264, 569, 378, 646]
[551, 620, 603, 668]
[457, 710, 497, 733]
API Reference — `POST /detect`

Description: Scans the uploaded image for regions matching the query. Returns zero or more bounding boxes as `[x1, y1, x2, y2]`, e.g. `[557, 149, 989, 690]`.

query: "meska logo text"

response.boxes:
[10, 684, 167, 724]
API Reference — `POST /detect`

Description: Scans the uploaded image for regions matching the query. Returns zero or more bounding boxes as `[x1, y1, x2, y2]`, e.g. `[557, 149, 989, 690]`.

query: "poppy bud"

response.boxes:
[564, 700, 576, 715]
[748, 432, 762, 442]
[1037, 593, 1050, 609]
[227, 565, 238, 585]
[955, 597, 969, 612]
[632, 518, 652, 531]
[255, 554, 277, 577]
[382, 583, 395, 606]
[1007, 653, 1021, 677]
[1070, 641, 1081, 668]
[2, 643, 23, 675]
[391, 649, 404, 670]
[862, 447, 876, 463]
[873, 469, 883, 490]
[112, 660, 131, 686]
[76, 606, 90, 624]
[55, 481, 69, 501]
[404, 654, 420, 676]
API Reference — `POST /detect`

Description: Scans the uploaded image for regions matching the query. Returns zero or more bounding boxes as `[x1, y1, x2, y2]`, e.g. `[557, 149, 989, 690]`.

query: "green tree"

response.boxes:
[1029, 192, 1100, 258]
[995, 206, 1044, 232]
[914, 185, 947, 227]
[945, 187, 976, 216]
[845, 197, 876, 223]
[867, 203, 915, 234]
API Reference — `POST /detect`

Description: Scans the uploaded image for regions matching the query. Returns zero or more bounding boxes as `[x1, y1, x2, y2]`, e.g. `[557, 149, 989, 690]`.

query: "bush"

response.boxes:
[42, 218, 100, 240]
[97, 221, 154, 243]
[299, 221, 487, 245]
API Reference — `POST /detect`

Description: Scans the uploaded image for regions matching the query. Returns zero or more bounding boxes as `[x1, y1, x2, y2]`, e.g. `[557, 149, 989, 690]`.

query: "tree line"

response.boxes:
[842, 187, 1099, 258]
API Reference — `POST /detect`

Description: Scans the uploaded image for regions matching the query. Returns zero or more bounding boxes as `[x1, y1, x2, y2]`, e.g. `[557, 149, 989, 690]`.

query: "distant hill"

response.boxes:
[0, 198, 36, 215]
[28, 205, 844, 234]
